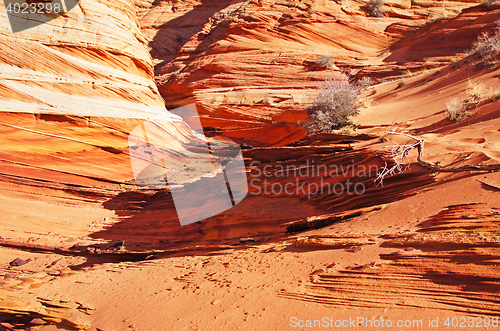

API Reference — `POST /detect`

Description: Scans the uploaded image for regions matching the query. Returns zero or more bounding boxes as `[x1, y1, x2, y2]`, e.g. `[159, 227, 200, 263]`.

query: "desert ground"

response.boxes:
[1, 0, 500, 330]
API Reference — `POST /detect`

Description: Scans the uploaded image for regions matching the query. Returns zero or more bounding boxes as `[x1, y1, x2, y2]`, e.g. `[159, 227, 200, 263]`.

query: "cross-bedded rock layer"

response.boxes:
[1, 0, 500, 329]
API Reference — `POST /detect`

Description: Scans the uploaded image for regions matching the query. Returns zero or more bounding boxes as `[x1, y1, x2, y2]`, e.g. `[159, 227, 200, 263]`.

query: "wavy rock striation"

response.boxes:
[1, 0, 500, 329]
[281, 203, 500, 315]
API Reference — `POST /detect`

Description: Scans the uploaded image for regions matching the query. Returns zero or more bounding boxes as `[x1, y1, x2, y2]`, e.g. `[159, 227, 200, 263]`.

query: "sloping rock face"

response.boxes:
[0, 0, 173, 118]
[139, 0, 490, 146]
[140, 0, 395, 146]
[386, 4, 500, 63]
[281, 203, 500, 316]
[360, 5, 500, 78]
[0, 0, 199, 250]
[1, 0, 500, 329]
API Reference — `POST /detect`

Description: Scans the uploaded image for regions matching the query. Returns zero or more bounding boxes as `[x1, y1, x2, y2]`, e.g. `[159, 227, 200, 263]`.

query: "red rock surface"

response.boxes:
[1, 0, 500, 329]
[0, 0, 176, 119]
[387, 5, 500, 62]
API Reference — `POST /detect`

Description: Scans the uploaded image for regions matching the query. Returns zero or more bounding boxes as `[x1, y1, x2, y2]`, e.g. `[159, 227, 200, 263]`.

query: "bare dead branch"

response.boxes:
[375, 132, 500, 186]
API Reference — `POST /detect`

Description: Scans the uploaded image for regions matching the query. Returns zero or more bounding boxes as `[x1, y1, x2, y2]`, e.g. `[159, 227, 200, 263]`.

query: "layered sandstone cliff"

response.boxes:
[1, 0, 500, 329]
[0, 0, 179, 118]
[139, 0, 492, 146]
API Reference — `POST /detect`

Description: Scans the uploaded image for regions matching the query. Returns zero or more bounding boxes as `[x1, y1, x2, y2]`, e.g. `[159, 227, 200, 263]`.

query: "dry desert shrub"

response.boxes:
[489, 86, 500, 100]
[338, 126, 355, 135]
[315, 55, 334, 68]
[307, 76, 360, 132]
[367, 0, 385, 17]
[445, 97, 470, 122]
[482, 0, 497, 8]
[472, 33, 500, 58]
[358, 76, 375, 90]
[360, 97, 373, 108]
[263, 95, 274, 105]
[466, 79, 486, 102]
[471, 20, 500, 63]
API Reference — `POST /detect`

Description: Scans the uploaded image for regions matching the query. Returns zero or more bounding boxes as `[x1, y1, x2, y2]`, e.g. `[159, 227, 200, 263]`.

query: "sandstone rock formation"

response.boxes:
[0, 0, 176, 118]
[1, 0, 500, 329]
